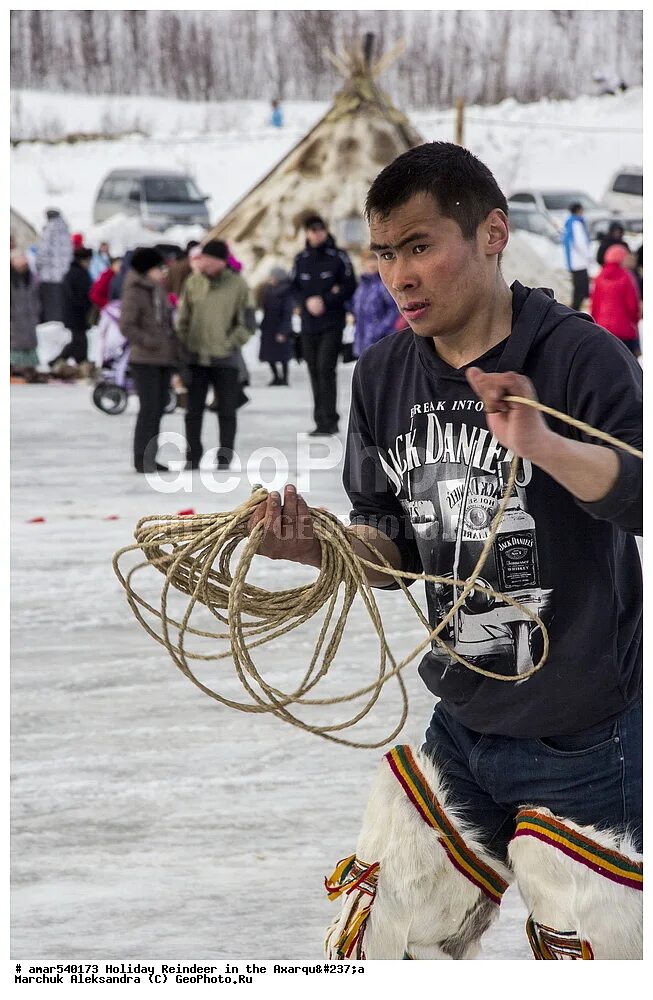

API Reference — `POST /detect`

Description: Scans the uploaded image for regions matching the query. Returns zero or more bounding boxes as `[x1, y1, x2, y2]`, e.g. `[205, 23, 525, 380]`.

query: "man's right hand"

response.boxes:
[247, 484, 322, 568]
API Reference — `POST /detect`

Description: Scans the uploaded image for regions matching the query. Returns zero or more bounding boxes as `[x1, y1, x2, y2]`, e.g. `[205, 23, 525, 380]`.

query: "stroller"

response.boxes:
[91, 300, 177, 416]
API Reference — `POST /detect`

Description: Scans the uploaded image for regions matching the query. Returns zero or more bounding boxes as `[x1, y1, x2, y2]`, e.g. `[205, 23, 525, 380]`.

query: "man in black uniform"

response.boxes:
[290, 215, 356, 436]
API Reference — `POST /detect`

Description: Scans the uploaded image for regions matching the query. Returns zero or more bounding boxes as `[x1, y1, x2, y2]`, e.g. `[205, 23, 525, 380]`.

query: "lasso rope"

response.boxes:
[113, 396, 642, 749]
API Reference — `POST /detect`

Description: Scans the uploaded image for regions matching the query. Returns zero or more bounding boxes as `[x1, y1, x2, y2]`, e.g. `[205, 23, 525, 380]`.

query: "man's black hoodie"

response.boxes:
[344, 281, 642, 737]
[290, 235, 357, 334]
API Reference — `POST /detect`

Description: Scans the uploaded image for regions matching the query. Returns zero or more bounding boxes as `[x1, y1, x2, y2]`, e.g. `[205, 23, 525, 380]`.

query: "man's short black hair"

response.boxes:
[569, 202, 583, 214]
[365, 142, 508, 240]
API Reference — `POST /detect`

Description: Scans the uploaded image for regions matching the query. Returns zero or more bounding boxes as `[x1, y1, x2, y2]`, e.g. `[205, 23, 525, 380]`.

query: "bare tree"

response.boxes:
[9, 10, 643, 108]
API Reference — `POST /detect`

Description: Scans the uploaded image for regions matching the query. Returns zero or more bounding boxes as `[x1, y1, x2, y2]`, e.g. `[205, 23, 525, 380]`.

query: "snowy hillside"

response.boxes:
[11, 87, 642, 243]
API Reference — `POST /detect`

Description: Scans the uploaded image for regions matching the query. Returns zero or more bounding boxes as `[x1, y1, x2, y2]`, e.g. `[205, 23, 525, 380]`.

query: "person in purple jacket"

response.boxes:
[351, 250, 400, 358]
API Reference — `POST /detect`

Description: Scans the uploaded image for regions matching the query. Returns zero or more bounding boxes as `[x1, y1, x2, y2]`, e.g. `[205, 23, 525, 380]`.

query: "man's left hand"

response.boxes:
[466, 367, 554, 464]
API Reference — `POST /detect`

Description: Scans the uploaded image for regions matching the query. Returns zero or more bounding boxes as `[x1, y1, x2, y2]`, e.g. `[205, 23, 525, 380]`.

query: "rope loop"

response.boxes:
[113, 396, 641, 748]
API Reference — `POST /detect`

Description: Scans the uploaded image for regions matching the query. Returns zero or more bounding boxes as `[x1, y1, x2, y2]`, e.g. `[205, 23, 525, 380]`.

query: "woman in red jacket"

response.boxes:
[591, 244, 642, 357]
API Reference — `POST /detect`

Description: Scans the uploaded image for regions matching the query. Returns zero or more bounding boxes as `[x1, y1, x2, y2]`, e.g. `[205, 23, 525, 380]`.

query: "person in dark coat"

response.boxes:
[120, 247, 178, 474]
[258, 266, 294, 385]
[290, 215, 357, 435]
[10, 250, 42, 379]
[50, 247, 93, 368]
[596, 222, 630, 266]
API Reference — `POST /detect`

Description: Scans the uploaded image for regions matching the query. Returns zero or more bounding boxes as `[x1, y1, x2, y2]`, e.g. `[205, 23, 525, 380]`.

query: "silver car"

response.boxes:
[507, 188, 610, 238]
[93, 168, 210, 232]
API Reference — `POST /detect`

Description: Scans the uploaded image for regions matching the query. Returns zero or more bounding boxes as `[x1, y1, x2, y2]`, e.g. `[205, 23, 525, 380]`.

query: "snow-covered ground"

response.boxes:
[11, 87, 642, 241]
[11, 345, 532, 960]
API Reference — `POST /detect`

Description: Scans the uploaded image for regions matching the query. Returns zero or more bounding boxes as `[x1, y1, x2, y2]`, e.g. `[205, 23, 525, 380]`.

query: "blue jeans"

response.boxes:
[422, 698, 642, 861]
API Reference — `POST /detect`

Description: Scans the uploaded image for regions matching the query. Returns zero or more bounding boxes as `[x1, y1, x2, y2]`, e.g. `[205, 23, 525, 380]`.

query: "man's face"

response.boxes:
[306, 225, 328, 248]
[200, 255, 227, 277]
[369, 192, 506, 340]
[99, 243, 109, 255]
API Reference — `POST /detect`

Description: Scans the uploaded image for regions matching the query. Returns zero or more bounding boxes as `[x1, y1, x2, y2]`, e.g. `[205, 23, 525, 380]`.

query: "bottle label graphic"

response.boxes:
[494, 521, 539, 590]
[493, 462, 540, 592]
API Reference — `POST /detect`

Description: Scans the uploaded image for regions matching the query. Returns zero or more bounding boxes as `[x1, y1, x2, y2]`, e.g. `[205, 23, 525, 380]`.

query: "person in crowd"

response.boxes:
[163, 240, 200, 298]
[188, 245, 203, 273]
[624, 251, 643, 301]
[10, 249, 43, 381]
[270, 99, 284, 128]
[351, 250, 400, 358]
[223, 245, 252, 397]
[109, 250, 136, 301]
[591, 243, 642, 357]
[50, 246, 94, 373]
[89, 241, 111, 281]
[562, 202, 591, 311]
[71, 233, 85, 250]
[35, 208, 72, 323]
[596, 221, 629, 266]
[258, 266, 295, 385]
[90, 256, 123, 312]
[119, 247, 178, 474]
[175, 240, 255, 470]
[290, 214, 357, 435]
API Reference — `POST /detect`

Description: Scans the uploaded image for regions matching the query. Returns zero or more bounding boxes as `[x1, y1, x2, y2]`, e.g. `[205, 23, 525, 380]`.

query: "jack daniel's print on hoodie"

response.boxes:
[385, 406, 554, 680]
[344, 282, 642, 738]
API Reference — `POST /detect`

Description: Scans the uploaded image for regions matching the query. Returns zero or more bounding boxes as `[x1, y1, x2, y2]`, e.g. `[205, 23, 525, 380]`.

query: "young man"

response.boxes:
[249, 142, 642, 959]
[175, 240, 254, 470]
[290, 214, 357, 436]
[562, 201, 592, 310]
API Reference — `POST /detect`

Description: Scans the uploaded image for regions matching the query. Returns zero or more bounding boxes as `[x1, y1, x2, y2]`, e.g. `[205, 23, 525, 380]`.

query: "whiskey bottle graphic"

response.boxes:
[493, 464, 540, 593]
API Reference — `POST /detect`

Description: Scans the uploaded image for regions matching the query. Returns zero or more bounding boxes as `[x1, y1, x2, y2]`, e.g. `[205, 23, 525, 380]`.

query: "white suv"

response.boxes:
[602, 167, 643, 214]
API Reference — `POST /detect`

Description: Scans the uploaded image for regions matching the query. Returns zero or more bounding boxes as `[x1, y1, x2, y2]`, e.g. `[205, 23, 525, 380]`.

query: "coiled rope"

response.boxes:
[113, 396, 642, 749]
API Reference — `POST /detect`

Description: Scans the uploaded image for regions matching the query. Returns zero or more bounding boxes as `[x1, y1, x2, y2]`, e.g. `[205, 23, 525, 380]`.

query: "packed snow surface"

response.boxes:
[11, 345, 532, 960]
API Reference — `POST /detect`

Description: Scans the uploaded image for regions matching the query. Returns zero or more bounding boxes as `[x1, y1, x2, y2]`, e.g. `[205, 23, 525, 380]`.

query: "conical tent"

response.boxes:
[207, 37, 423, 284]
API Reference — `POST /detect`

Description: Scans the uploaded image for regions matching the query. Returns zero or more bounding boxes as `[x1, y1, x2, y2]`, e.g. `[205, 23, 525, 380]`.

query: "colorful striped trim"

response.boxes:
[335, 900, 372, 959]
[324, 855, 380, 960]
[324, 855, 380, 901]
[526, 917, 594, 960]
[385, 745, 509, 904]
[514, 809, 643, 891]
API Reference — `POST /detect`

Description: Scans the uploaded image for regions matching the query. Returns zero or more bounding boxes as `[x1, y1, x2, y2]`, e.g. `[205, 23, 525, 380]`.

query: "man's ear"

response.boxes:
[481, 209, 509, 259]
